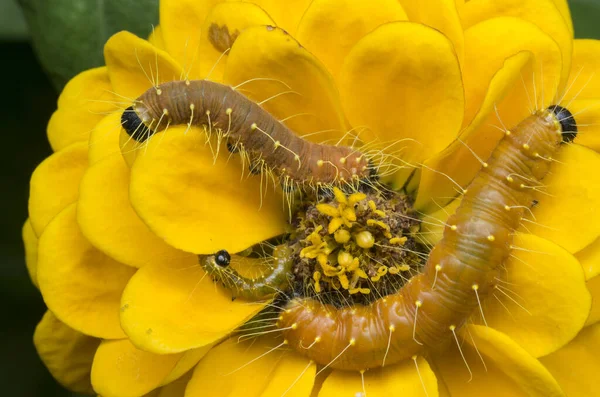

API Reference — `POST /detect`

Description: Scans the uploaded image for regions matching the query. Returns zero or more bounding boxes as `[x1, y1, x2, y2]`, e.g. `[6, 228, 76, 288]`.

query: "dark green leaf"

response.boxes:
[19, 0, 159, 91]
[571, 0, 600, 39]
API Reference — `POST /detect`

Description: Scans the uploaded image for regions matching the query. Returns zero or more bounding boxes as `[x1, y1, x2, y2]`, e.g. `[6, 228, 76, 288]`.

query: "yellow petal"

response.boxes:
[460, 0, 572, 91]
[28, 142, 88, 236]
[224, 25, 347, 142]
[436, 325, 564, 397]
[563, 39, 600, 101]
[415, 50, 538, 212]
[540, 323, 600, 397]
[22, 219, 39, 287]
[148, 25, 167, 51]
[296, 0, 408, 80]
[159, 0, 219, 75]
[397, 0, 464, 64]
[249, 0, 312, 35]
[319, 356, 438, 397]
[566, 99, 600, 152]
[193, 2, 276, 82]
[339, 22, 464, 186]
[37, 204, 135, 339]
[48, 67, 115, 151]
[120, 252, 268, 354]
[524, 143, 600, 253]
[576, 236, 600, 280]
[551, 0, 574, 34]
[34, 311, 100, 394]
[185, 337, 316, 397]
[462, 17, 561, 131]
[88, 111, 124, 165]
[78, 156, 183, 268]
[104, 31, 183, 100]
[91, 339, 210, 397]
[586, 274, 600, 326]
[476, 233, 590, 358]
[129, 126, 287, 255]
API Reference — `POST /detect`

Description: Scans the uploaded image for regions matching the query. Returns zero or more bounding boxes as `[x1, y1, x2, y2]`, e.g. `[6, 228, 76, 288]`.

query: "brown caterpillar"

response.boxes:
[272, 106, 577, 371]
[121, 80, 374, 188]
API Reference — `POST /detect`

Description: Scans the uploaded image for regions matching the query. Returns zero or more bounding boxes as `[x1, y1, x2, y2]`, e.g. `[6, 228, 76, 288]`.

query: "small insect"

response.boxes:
[121, 80, 375, 190]
[199, 244, 294, 301]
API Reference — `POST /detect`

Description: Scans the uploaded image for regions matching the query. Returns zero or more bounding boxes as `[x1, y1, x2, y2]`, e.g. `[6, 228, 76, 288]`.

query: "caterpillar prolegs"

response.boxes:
[121, 82, 577, 371]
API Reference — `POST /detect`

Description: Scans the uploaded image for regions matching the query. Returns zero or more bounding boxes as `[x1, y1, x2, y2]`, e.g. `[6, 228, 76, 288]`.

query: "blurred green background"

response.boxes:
[1, 0, 599, 395]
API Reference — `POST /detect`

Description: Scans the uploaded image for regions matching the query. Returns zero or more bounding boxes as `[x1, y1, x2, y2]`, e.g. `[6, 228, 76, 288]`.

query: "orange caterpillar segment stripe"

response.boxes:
[278, 109, 567, 371]
[121, 80, 372, 186]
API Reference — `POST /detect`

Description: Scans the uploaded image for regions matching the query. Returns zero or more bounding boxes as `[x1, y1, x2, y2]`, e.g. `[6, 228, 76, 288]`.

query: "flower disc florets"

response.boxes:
[289, 187, 422, 306]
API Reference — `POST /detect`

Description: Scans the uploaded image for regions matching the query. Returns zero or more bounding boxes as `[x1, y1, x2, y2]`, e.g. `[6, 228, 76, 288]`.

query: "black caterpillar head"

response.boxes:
[122, 106, 152, 142]
[214, 250, 231, 267]
[548, 105, 577, 143]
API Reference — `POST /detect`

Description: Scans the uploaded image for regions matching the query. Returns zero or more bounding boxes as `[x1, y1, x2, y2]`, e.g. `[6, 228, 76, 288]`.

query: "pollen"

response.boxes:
[293, 187, 423, 306]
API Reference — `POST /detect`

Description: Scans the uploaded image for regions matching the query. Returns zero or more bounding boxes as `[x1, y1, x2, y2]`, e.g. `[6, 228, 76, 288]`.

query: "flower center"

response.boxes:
[288, 187, 423, 306]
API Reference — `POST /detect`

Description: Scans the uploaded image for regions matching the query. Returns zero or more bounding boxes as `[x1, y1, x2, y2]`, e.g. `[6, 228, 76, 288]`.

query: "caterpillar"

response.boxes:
[274, 105, 577, 371]
[199, 244, 294, 301]
[121, 80, 374, 188]
[197, 105, 577, 372]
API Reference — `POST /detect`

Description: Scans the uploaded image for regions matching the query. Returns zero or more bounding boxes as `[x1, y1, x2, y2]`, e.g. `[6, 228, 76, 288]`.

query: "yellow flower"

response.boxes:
[23, 0, 600, 396]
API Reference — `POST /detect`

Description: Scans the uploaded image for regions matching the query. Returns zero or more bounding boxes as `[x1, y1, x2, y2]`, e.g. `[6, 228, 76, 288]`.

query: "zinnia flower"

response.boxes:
[24, 0, 600, 396]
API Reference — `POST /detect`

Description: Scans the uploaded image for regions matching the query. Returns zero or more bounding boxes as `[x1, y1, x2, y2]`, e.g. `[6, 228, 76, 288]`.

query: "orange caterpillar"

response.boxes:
[121, 80, 374, 188]
[276, 106, 576, 370]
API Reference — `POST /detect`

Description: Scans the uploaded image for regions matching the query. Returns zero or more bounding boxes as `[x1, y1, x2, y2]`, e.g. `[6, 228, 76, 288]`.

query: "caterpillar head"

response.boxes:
[547, 105, 577, 143]
[122, 106, 153, 142]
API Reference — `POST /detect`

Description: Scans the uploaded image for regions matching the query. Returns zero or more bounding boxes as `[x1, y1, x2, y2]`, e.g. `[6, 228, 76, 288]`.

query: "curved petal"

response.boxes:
[28, 142, 88, 236]
[461, 17, 561, 131]
[296, 0, 408, 80]
[91, 338, 210, 397]
[159, 0, 219, 73]
[551, 0, 573, 34]
[436, 325, 564, 397]
[416, 17, 563, 211]
[319, 356, 438, 397]
[339, 22, 464, 187]
[37, 204, 135, 339]
[78, 156, 183, 268]
[34, 311, 100, 394]
[249, 0, 312, 34]
[415, 51, 534, 211]
[148, 26, 167, 51]
[563, 39, 600, 102]
[48, 67, 115, 151]
[193, 2, 275, 82]
[88, 111, 124, 165]
[185, 337, 316, 397]
[397, 0, 464, 64]
[129, 126, 287, 255]
[540, 323, 600, 397]
[460, 0, 572, 91]
[22, 219, 38, 287]
[586, 275, 600, 326]
[523, 143, 600, 253]
[475, 233, 590, 358]
[104, 31, 184, 100]
[576, 236, 600, 280]
[417, 198, 461, 246]
[120, 252, 269, 354]
[565, 99, 600, 152]
[224, 25, 347, 142]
